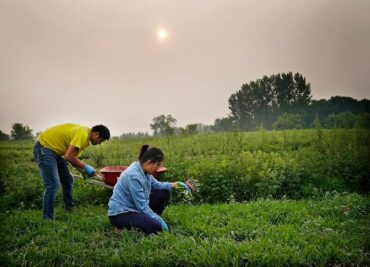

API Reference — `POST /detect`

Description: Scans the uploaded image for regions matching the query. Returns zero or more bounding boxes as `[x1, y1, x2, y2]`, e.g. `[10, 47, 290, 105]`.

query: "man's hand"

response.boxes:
[83, 165, 96, 177]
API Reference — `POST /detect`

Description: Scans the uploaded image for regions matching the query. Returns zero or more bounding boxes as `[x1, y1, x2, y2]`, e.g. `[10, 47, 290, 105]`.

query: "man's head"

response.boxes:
[90, 125, 110, 145]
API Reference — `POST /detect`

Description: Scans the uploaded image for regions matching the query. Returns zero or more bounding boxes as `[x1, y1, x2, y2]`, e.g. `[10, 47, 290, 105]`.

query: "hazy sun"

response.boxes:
[157, 29, 168, 41]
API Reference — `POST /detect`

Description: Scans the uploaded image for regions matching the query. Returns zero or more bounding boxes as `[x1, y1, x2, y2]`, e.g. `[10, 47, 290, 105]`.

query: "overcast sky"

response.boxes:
[1, 0, 369, 136]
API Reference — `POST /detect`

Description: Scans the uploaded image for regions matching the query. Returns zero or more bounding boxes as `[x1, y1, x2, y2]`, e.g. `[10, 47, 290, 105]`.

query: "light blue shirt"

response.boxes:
[108, 161, 172, 222]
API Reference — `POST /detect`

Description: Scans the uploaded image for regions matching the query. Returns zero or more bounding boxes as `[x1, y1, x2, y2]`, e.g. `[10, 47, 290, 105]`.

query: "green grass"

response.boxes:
[1, 193, 369, 266]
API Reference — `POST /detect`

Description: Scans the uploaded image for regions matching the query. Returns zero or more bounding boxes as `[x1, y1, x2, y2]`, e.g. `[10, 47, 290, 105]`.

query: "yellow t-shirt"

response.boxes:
[37, 123, 91, 156]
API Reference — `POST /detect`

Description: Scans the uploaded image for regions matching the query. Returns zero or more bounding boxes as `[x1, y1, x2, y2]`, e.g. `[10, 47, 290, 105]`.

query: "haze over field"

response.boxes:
[1, 0, 369, 136]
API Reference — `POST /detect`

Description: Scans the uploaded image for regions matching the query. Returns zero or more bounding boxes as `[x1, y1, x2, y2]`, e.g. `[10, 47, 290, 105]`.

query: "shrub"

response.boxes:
[273, 113, 304, 130]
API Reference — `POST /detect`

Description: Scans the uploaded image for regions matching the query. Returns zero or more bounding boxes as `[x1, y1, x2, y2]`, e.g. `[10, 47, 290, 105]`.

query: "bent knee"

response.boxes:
[158, 190, 170, 201]
[143, 221, 163, 234]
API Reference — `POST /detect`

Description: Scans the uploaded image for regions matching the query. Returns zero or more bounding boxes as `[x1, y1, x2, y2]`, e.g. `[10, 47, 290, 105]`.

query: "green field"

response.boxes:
[0, 129, 369, 266]
[1, 194, 369, 266]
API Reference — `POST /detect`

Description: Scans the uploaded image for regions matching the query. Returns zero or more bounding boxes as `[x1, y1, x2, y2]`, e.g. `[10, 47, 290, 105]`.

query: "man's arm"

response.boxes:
[64, 145, 86, 169]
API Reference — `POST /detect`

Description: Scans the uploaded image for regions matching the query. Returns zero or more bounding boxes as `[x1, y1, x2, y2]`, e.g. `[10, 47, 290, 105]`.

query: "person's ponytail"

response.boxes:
[138, 145, 164, 163]
[138, 145, 150, 160]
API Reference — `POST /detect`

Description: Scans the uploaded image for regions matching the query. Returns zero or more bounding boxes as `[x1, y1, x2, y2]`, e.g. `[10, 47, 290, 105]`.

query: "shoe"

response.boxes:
[65, 205, 74, 213]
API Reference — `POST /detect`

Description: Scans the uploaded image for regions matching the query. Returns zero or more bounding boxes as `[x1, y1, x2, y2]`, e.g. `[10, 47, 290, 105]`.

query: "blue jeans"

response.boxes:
[33, 142, 74, 219]
[109, 190, 170, 234]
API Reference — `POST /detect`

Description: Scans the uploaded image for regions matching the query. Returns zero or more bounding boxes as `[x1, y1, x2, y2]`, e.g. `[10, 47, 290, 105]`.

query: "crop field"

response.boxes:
[0, 129, 369, 266]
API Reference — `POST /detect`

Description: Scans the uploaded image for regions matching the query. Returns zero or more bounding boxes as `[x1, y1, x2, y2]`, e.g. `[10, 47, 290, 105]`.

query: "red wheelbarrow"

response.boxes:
[74, 165, 168, 189]
[100, 166, 168, 186]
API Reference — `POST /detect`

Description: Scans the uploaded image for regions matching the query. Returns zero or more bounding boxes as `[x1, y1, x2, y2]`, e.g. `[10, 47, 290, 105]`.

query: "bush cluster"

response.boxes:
[0, 129, 369, 210]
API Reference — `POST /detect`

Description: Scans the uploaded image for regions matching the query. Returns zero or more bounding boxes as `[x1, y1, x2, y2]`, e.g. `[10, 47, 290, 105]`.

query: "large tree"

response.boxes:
[150, 114, 177, 136]
[228, 72, 311, 130]
[11, 123, 34, 140]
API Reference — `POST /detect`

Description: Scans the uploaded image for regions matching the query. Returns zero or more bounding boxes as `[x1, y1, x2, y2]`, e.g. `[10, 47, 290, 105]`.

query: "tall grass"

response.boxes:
[0, 129, 369, 210]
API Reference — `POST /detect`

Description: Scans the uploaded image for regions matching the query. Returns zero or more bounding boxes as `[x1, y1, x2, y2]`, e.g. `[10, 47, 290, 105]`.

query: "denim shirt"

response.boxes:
[108, 161, 172, 221]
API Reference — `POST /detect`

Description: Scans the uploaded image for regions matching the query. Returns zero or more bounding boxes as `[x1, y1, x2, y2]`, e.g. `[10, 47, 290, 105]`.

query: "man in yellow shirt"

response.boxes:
[33, 123, 110, 219]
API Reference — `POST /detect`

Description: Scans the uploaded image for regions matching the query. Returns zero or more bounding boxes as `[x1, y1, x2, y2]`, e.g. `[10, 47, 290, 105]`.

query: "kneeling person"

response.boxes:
[108, 145, 189, 234]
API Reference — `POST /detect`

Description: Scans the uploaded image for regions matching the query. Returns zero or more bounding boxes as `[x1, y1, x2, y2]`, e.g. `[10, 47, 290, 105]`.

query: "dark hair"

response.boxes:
[91, 125, 110, 140]
[138, 145, 164, 163]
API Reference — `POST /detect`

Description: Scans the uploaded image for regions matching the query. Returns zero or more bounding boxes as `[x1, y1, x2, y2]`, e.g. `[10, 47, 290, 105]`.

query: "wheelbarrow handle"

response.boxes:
[72, 173, 103, 180]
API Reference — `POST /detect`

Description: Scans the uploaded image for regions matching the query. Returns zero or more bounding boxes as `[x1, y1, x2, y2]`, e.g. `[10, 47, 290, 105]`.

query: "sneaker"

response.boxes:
[65, 205, 74, 213]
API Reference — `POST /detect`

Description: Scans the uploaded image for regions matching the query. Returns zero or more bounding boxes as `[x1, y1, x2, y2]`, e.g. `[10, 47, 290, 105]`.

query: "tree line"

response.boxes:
[214, 72, 370, 131]
[149, 72, 369, 135]
[0, 123, 34, 141]
[214, 95, 370, 132]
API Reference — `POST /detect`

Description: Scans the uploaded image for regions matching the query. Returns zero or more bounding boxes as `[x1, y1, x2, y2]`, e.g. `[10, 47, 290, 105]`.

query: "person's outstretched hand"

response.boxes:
[83, 165, 96, 178]
[157, 217, 169, 232]
[175, 182, 191, 192]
